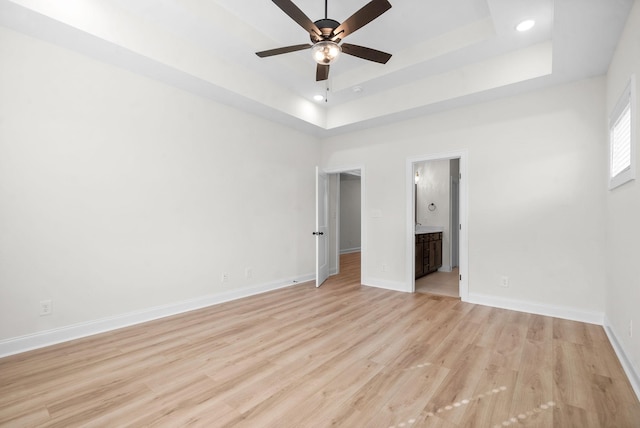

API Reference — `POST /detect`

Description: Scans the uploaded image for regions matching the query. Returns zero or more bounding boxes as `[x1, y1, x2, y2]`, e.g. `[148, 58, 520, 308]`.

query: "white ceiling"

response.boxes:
[0, 0, 634, 137]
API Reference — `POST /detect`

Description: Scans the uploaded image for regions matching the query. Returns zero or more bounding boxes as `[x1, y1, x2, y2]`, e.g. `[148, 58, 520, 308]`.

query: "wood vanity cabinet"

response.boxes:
[415, 232, 442, 279]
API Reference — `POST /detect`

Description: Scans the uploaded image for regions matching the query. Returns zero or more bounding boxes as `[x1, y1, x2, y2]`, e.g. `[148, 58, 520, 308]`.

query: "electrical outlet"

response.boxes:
[500, 276, 509, 288]
[39, 300, 52, 316]
[221, 273, 229, 282]
[245, 268, 252, 279]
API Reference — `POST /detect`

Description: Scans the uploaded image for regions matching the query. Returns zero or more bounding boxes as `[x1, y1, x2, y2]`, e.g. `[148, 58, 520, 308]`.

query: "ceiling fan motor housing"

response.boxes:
[311, 18, 341, 42]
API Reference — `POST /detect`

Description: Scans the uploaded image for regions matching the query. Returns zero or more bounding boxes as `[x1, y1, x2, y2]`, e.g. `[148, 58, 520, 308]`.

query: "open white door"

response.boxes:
[315, 167, 329, 287]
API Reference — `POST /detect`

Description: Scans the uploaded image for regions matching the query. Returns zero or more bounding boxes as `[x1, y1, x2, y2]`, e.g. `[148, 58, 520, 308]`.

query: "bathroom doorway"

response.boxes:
[406, 152, 468, 300]
[413, 159, 460, 297]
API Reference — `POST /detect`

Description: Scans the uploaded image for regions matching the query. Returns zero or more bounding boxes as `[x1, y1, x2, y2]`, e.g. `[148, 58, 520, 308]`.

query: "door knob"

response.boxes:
[312, 231, 324, 236]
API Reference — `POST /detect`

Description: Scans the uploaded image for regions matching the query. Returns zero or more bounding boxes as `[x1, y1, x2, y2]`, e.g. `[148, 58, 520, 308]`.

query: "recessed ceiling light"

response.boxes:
[516, 19, 535, 32]
[313, 94, 324, 102]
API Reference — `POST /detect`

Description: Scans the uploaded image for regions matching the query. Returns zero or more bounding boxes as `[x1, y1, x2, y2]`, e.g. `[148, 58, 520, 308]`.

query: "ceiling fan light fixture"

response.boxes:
[312, 41, 341, 65]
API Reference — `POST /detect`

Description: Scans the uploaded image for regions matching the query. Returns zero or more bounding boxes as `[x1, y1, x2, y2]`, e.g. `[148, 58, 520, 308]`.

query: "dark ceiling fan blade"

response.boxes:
[272, 0, 322, 37]
[316, 64, 330, 81]
[333, 0, 391, 39]
[341, 43, 392, 64]
[256, 44, 312, 58]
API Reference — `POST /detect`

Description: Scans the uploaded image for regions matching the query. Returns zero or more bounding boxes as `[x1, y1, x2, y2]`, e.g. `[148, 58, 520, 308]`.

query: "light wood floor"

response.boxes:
[416, 268, 460, 298]
[1, 252, 639, 427]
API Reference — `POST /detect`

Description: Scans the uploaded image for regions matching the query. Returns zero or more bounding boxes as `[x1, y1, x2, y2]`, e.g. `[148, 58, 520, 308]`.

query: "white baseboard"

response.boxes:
[362, 277, 409, 292]
[438, 265, 452, 272]
[467, 292, 604, 325]
[339, 247, 361, 254]
[604, 316, 640, 401]
[0, 274, 314, 358]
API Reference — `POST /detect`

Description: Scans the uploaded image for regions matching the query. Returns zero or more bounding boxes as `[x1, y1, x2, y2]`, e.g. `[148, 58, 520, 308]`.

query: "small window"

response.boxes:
[609, 75, 636, 189]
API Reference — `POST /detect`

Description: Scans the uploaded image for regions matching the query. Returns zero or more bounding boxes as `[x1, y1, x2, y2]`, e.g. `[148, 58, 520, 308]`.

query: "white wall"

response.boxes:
[0, 27, 319, 342]
[339, 175, 361, 253]
[322, 77, 607, 318]
[605, 0, 640, 392]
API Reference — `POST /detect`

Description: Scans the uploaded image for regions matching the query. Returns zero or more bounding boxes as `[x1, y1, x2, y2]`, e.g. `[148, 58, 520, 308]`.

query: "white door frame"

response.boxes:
[450, 175, 460, 268]
[406, 151, 468, 300]
[322, 165, 366, 284]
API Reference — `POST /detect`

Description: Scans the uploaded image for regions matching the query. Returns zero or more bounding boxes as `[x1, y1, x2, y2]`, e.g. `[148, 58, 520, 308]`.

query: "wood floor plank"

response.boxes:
[283, 358, 385, 427]
[368, 364, 450, 428]
[487, 318, 528, 371]
[589, 372, 640, 426]
[509, 338, 554, 422]
[454, 364, 519, 427]
[0, 252, 638, 427]
[552, 340, 597, 411]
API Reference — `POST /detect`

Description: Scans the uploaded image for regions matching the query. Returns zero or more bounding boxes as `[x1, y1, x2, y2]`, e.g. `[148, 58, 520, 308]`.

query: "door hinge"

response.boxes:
[460, 274, 462, 280]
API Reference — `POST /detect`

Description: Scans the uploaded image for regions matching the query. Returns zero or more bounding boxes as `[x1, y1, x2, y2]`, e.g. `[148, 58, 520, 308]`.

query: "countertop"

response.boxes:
[415, 225, 444, 234]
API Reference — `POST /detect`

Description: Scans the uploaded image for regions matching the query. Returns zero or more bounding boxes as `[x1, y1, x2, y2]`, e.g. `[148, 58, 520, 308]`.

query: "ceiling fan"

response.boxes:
[256, 0, 393, 81]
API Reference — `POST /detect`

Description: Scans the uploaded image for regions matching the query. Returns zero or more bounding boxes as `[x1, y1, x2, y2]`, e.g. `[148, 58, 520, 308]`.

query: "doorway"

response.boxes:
[406, 152, 468, 300]
[316, 167, 365, 286]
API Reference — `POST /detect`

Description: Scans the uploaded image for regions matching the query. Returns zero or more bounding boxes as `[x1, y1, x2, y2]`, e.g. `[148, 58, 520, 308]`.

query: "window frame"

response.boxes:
[609, 75, 636, 190]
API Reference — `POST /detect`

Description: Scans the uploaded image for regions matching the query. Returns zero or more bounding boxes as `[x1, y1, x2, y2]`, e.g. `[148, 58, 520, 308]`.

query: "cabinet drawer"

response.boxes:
[428, 232, 442, 241]
[416, 232, 442, 242]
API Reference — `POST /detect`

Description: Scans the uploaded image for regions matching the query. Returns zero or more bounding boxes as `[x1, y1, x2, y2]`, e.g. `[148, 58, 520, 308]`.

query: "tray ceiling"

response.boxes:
[0, 0, 633, 136]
